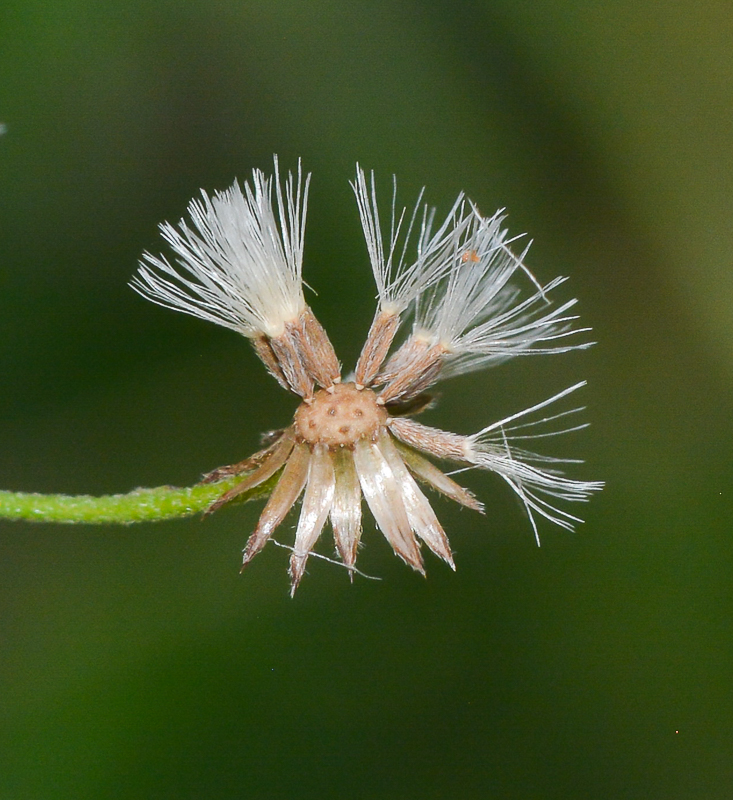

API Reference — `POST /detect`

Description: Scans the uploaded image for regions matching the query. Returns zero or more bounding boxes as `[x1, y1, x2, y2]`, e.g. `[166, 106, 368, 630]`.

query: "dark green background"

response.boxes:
[1, 2, 731, 798]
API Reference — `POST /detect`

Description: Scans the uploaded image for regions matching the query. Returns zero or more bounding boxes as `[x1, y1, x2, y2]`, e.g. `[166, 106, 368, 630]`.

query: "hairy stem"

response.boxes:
[0, 475, 275, 525]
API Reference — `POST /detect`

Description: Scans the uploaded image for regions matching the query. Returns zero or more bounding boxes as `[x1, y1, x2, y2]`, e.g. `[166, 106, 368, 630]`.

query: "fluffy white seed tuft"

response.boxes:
[131, 157, 309, 339]
[351, 166, 469, 315]
[465, 382, 604, 543]
[409, 206, 592, 379]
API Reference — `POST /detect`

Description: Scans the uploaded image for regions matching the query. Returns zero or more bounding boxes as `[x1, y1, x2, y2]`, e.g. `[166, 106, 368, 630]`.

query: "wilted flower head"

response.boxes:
[132, 157, 603, 594]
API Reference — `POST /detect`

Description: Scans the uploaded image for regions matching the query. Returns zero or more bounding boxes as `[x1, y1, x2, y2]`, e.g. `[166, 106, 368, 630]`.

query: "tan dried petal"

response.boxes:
[269, 325, 315, 399]
[388, 417, 471, 462]
[241, 442, 310, 567]
[289, 444, 336, 594]
[330, 448, 363, 570]
[393, 439, 484, 513]
[353, 438, 424, 573]
[201, 438, 283, 484]
[251, 335, 290, 393]
[355, 310, 401, 388]
[293, 307, 341, 389]
[375, 335, 431, 385]
[377, 343, 446, 405]
[378, 431, 454, 568]
[207, 430, 295, 513]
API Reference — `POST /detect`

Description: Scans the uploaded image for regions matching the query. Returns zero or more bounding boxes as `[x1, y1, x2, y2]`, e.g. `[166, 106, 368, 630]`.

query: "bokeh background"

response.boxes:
[1, 2, 732, 798]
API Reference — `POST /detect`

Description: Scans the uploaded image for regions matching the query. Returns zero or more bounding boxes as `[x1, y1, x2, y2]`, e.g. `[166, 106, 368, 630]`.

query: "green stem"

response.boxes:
[0, 476, 274, 525]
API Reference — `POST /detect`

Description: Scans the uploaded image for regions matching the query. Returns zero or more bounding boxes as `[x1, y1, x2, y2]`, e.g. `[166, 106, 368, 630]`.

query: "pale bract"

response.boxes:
[132, 157, 603, 595]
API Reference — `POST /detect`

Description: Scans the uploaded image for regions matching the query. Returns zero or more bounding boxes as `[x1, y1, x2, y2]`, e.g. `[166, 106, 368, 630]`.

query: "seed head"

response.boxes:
[133, 157, 603, 594]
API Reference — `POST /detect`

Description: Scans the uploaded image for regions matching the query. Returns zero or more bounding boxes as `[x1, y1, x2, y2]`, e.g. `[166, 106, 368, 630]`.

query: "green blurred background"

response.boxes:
[1, 2, 732, 798]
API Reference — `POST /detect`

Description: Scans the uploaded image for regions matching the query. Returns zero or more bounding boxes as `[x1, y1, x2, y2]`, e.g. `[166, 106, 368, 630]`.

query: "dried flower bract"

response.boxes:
[132, 158, 603, 594]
